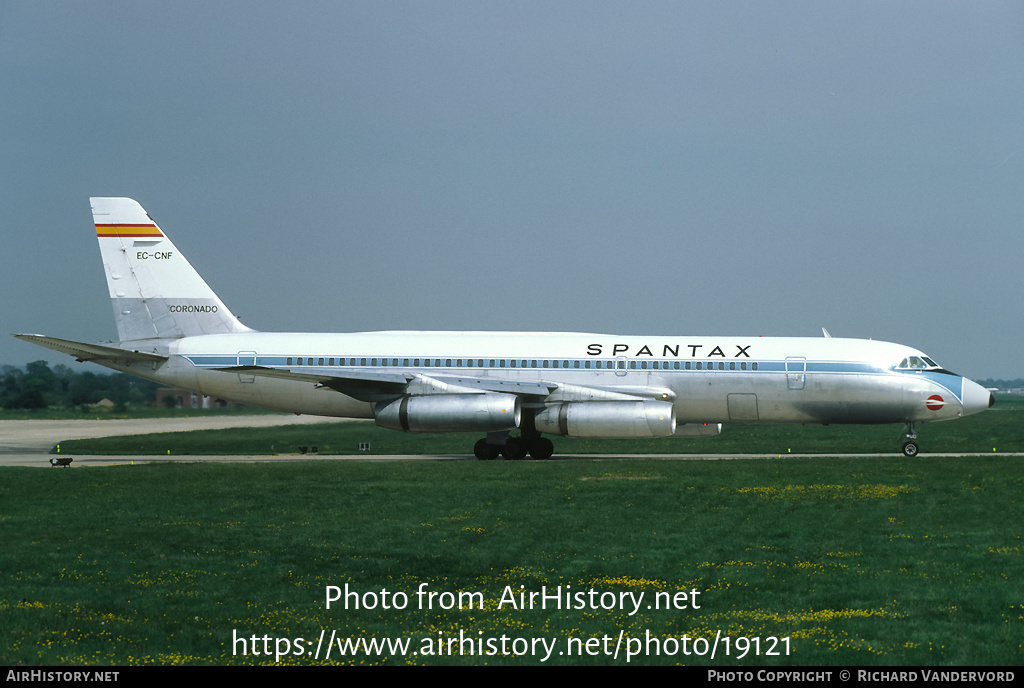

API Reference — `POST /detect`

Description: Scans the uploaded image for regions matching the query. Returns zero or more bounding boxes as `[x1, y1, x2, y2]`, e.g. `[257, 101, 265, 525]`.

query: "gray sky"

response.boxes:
[2, 1, 1022, 381]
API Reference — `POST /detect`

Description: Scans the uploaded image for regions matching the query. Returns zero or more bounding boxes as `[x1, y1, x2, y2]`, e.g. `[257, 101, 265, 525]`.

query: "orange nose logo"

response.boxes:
[925, 395, 945, 411]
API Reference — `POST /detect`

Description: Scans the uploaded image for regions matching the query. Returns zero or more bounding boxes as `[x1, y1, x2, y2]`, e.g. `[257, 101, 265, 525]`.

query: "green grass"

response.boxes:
[52, 395, 1024, 456]
[2, 456, 1022, 665]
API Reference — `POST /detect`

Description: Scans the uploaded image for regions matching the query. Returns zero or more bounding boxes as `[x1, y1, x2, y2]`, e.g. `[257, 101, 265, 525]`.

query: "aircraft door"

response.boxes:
[786, 357, 806, 390]
[727, 393, 759, 421]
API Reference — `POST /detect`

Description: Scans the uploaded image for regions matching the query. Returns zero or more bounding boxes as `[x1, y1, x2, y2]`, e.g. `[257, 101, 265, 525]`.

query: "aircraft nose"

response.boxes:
[961, 378, 994, 416]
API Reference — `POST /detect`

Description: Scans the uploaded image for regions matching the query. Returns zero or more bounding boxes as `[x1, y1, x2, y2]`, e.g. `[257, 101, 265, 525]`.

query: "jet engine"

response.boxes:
[374, 393, 521, 433]
[672, 422, 722, 437]
[534, 400, 676, 438]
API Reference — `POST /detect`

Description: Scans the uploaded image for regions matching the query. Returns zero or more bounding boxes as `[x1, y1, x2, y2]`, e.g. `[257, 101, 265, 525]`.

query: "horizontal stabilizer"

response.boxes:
[13, 334, 168, 363]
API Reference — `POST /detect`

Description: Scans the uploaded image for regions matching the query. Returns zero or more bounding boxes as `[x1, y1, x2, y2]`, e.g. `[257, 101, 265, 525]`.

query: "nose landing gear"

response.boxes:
[900, 422, 919, 457]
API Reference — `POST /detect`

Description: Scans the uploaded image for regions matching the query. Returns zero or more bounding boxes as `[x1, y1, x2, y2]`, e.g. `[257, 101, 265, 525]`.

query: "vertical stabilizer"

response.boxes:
[91, 197, 255, 341]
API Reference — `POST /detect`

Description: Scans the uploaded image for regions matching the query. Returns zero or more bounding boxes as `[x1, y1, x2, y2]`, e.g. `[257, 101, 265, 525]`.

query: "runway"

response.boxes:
[2, 416, 1019, 468]
[0, 414, 346, 467]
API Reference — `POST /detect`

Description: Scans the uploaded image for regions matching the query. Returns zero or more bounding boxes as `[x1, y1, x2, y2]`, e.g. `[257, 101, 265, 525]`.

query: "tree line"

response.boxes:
[976, 379, 1024, 391]
[1, 361, 162, 411]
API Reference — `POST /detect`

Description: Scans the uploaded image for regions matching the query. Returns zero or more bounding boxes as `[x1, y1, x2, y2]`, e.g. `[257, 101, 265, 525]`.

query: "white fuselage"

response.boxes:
[105, 331, 992, 429]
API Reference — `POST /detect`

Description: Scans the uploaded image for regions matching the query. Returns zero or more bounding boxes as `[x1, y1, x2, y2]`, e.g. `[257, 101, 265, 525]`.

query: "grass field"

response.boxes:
[2, 454, 1022, 665]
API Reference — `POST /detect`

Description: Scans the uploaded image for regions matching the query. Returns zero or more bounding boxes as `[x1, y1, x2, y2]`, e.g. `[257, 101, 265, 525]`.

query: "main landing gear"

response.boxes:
[473, 432, 554, 460]
[900, 422, 919, 457]
[473, 409, 555, 460]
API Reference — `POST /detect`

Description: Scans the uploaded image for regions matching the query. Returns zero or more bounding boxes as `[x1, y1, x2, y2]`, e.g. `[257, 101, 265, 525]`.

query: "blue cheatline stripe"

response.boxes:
[182, 354, 888, 378]
[891, 370, 964, 402]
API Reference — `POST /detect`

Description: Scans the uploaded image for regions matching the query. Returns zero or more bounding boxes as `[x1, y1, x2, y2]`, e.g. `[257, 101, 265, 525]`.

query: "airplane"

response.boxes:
[16, 197, 994, 460]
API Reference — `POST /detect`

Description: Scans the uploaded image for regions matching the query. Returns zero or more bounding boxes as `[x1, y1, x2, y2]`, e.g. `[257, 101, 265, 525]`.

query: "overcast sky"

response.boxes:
[2, 1, 1022, 380]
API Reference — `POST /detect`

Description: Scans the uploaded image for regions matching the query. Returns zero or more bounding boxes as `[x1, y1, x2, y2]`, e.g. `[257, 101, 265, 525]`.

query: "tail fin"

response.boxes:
[91, 197, 255, 341]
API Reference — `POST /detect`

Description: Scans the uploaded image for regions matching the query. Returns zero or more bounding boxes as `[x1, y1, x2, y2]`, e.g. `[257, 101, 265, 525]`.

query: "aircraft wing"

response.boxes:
[213, 365, 556, 401]
[13, 334, 168, 363]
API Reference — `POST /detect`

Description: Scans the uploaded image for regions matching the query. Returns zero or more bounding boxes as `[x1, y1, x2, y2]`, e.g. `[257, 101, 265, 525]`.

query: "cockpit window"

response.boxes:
[894, 354, 959, 376]
[896, 356, 947, 372]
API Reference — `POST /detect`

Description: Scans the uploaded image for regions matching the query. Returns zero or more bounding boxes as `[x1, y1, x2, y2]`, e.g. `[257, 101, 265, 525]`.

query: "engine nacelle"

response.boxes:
[534, 401, 676, 438]
[374, 393, 521, 433]
[673, 423, 722, 437]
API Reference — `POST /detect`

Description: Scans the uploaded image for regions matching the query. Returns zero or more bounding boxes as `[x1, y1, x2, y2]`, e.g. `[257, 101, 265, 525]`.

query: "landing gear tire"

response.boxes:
[899, 422, 920, 458]
[502, 437, 529, 460]
[474, 438, 500, 460]
[529, 437, 554, 460]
